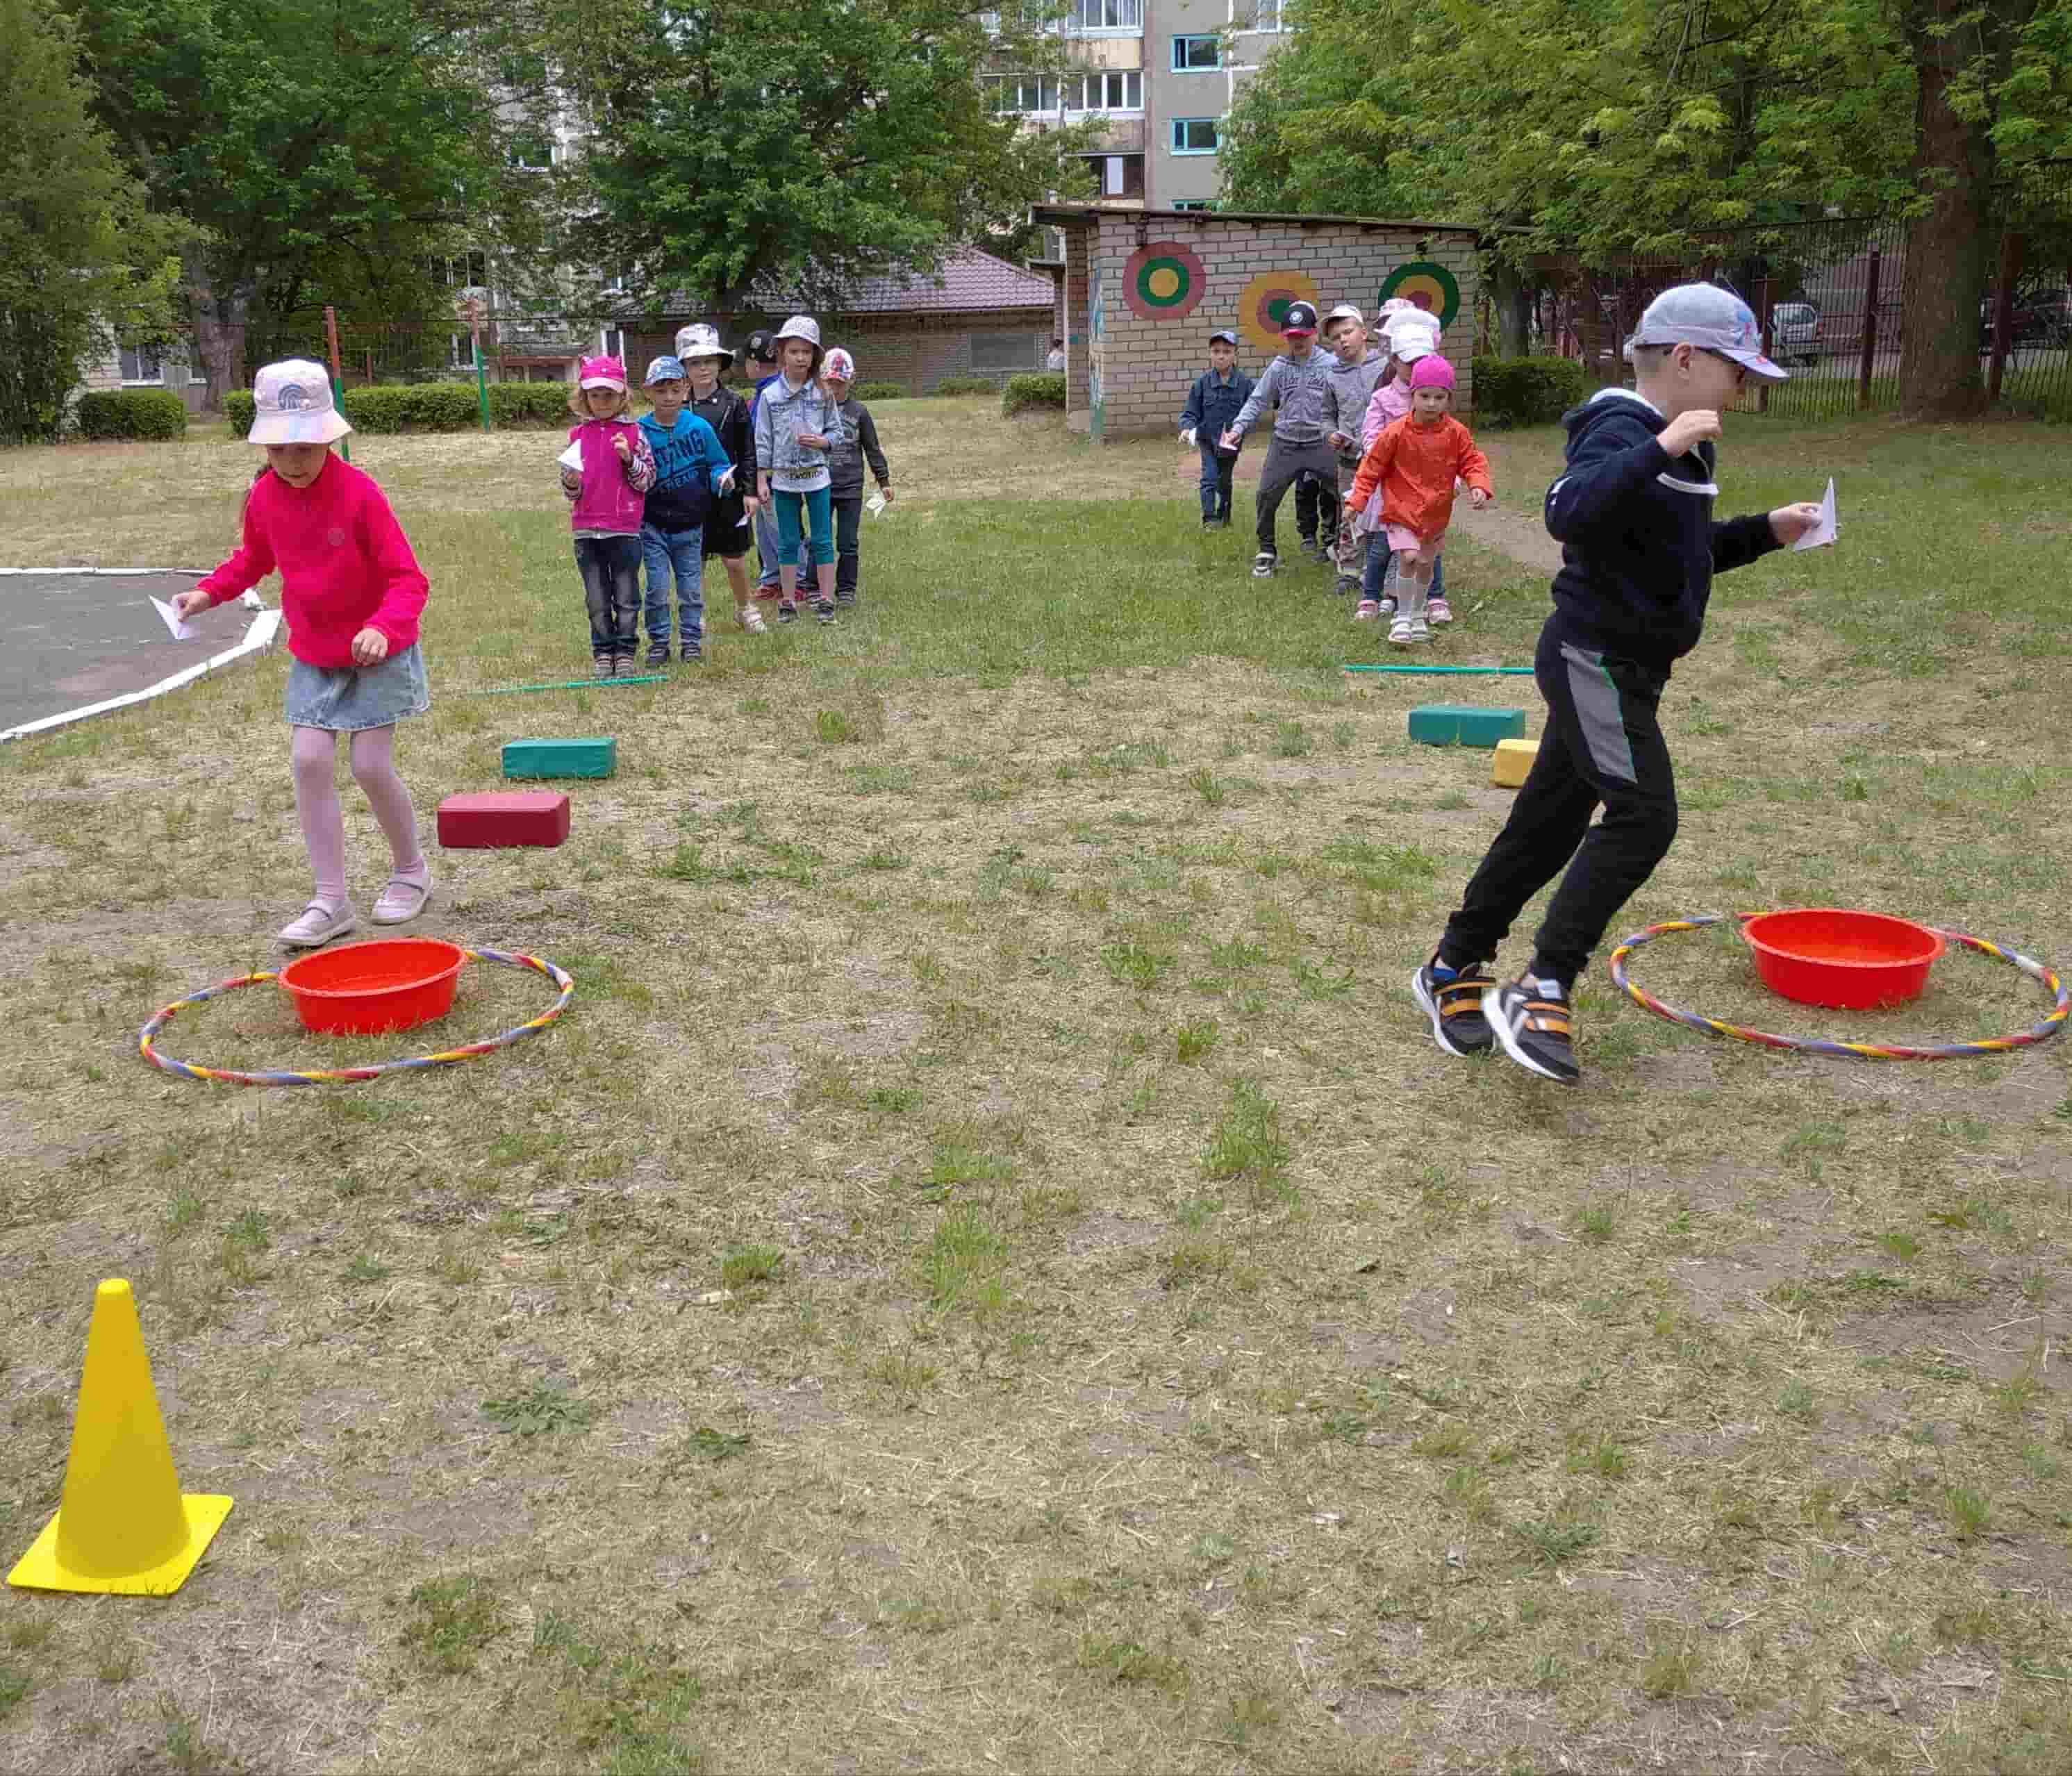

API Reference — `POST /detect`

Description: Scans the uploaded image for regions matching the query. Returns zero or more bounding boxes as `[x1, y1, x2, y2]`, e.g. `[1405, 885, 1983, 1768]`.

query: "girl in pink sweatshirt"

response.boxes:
[557, 355, 658, 677]
[174, 360, 434, 949]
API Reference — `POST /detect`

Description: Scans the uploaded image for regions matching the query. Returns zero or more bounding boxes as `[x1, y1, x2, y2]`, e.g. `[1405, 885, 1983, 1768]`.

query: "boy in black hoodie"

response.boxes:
[1409, 283, 1826, 1086]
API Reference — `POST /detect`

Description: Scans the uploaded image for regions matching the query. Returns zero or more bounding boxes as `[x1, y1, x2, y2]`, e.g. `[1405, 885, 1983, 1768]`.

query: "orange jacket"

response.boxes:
[1347, 414, 1493, 543]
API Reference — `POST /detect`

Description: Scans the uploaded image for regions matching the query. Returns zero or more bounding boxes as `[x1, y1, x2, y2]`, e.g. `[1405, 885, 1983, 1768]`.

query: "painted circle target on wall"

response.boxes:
[1122, 242, 1208, 322]
[1377, 261, 1461, 329]
[1236, 270, 1323, 355]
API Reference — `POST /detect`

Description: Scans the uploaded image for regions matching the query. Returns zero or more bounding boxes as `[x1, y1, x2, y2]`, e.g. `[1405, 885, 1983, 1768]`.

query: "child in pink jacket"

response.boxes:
[172, 360, 435, 949]
[557, 355, 658, 677]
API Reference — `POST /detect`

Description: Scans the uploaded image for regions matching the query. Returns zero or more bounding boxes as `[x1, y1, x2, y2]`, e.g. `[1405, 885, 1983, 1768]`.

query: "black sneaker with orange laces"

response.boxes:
[1410, 957, 1495, 1057]
[1483, 974, 1580, 1086]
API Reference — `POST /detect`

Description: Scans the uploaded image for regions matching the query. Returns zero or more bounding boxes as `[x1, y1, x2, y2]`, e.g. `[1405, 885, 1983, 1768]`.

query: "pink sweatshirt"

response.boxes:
[1361, 376, 1411, 451]
[563, 417, 656, 534]
[195, 455, 428, 667]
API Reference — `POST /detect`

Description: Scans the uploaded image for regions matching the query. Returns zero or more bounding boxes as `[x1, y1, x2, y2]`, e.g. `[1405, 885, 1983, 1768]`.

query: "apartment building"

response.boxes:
[988, 0, 1288, 213]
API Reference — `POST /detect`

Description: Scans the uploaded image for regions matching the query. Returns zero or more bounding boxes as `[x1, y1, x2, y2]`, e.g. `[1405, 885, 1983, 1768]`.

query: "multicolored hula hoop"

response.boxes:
[139, 946, 575, 1086]
[1607, 915, 2067, 1061]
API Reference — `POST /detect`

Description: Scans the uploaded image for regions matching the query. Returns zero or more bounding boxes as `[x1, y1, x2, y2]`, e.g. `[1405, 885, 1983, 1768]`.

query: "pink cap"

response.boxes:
[577, 355, 627, 391]
[1409, 355, 1456, 391]
[823, 347, 856, 380]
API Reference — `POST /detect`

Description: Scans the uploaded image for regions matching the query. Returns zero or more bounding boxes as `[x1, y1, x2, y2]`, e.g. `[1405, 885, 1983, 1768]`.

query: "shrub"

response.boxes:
[487, 381, 576, 429]
[933, 375, 996, 397]
[853, 380, 909, 401]
[1472, 356, 1589, 429]
[1002, 372, 1066, 416]
[223, 390, 256, 433]
[74, 388, 188, 441]
[344, 382, 482, 433]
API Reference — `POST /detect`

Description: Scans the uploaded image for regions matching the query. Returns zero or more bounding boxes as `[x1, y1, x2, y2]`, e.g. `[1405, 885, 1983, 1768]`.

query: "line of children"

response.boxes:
[819, 348, 894, 606]
[173, 360, 435, 949]
[637, 354, 736, 666]
[1178, 329, 1253, 526]
[559, 355, 657, 678]
[1347, 355, 1492, 647]
[1220, 301, 1340, 577]
[1411, 283, 1825, 1086]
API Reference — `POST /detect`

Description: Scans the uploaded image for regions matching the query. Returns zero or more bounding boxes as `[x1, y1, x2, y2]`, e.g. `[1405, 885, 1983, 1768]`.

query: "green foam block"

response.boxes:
[1408, 704, 1527, 749]
[502, 736, 618, 779]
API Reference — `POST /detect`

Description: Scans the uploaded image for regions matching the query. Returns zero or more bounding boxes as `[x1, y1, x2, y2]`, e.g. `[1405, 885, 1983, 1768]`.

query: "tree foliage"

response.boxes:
[542, 0, 1094, 311]
[0, 0, 187, 442]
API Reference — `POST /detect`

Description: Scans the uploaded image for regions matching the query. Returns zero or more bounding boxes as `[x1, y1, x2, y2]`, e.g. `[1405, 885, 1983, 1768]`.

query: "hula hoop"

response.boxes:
[138, 946, 575, 1086]
[1607, 915, 2068, 1061]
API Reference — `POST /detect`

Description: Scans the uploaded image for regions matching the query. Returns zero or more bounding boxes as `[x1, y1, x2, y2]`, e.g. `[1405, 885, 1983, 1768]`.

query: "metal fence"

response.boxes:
[1478, 172, 2072, 420]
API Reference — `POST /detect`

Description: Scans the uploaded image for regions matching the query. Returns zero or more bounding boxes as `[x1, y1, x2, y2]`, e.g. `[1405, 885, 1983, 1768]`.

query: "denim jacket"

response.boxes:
[753, 373, 840, 494]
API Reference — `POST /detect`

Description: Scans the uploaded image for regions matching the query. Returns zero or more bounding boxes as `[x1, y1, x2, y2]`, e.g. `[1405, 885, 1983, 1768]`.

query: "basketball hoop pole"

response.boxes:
[468, 299, 492, 433]
[323, 306, 351, 463]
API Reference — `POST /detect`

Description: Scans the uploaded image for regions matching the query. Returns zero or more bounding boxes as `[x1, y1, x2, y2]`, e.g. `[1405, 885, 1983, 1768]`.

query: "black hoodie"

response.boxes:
[1543, 389, 1780, 672]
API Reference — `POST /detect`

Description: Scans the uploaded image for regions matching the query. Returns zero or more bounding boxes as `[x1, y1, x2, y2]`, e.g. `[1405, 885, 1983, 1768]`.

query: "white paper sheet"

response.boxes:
[1791, 478, 1837, 551]
[865, 492, 888, 517]
[556, 440, 584, 472]
[149, 595, 197, 640]
[717, 465, 736, 493]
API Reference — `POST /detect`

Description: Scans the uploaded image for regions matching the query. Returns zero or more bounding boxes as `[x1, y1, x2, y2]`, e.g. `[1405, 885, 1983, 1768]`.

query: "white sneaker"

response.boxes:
[738, 604, 768, 635]
[1388, 616, 1415, 647]
[279, 901, 356, 949]
[1410, 615, 1432, 644]
[1252, 551, 1277, 579]
[371, 870, 433, 925]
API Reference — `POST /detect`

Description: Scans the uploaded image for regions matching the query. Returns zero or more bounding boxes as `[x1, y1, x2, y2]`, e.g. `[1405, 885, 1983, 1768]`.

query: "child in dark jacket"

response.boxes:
[1409, 284, 1825, 1087]
[1179, 329, 1253, 527]
[677, 322, 765, 635]
[819, 348, 893, 607]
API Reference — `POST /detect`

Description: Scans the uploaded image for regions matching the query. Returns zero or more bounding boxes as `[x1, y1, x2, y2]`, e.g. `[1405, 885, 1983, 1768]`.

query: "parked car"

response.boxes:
[1980, 285, 2072, 351]
[1770, 301, 1820, 363]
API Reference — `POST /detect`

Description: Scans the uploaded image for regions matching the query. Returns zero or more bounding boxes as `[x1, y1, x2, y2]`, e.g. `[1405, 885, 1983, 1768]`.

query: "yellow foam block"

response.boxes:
[1491, 738, 1538, 788]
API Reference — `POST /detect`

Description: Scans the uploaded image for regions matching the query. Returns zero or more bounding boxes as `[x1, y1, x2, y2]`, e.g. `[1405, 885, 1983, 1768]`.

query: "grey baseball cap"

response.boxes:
[1625, 283, 1787, 381]
[1323, 303, 1364, 329]
[1209, 329, 1239, 347]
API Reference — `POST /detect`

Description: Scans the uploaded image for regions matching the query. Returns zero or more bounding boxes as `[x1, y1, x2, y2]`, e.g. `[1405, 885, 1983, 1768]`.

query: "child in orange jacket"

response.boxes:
[1347, 356, 1492, 645]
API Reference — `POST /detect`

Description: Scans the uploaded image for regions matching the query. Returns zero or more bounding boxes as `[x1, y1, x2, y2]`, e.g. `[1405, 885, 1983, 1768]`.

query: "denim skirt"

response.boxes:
[283, 642, 431, 731]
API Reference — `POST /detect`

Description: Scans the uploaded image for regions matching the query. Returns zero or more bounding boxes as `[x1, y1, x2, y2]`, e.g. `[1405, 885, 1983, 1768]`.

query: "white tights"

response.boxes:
[290, 724, 424, 908]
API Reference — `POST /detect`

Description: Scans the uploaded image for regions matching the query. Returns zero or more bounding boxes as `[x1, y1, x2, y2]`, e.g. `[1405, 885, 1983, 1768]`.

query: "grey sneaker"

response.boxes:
[681, 639, 702, 663]
[1252, 551, 1277, 579]
[645, 640, 672, 668]
[279, 901, 356, 949]
[815, 599, 836, 625]
[1484, 974, 1580, 1086]
[1411, 958, 1495, 1056]
[371, 870, 433, 926]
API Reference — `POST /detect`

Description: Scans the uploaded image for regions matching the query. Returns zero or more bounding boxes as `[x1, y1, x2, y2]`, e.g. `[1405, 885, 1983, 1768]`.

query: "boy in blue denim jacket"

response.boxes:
[1179, 330, 1253, 528]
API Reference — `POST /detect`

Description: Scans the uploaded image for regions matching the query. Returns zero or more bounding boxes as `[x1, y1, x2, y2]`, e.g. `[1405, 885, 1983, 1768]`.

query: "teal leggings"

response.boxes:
[774, 486, 836, 567]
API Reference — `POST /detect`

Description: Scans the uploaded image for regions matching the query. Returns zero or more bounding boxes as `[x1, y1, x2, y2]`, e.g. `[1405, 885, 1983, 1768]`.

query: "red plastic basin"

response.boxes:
[1741, 908, 1942, 1010]
[277, 938, 466, 1036]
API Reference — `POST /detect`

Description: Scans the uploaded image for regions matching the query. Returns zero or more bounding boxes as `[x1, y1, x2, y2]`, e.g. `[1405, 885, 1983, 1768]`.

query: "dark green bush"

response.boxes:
[223, 390, 256, 433]
[487, 381, 577, 429]
[74, 388, 187, 441]
[345, 382, 481, 433]
[1471, 356, 1589, 429]
[853, 380, 909, 401]
[933, 375, 996, 397]
[1002, 372, 1066, 416]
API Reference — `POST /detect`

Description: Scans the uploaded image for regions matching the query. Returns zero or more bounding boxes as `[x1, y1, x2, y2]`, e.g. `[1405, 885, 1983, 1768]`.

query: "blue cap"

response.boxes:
[643, 354, 688, 385]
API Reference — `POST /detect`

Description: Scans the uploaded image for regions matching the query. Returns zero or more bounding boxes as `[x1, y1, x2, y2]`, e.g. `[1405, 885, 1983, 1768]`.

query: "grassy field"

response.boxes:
[1, 398, 2069, 1775]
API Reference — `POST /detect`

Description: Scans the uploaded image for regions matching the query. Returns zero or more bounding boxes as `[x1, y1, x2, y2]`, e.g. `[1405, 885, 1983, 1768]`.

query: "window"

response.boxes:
[1081, 152, 1145, 197]
[1066, 0, 1141, 33]
[598, 327, 624, 360]
[970, 331, 1037, 371]
[1171, 199, 1211, 211]
[988, 74, 1059, 113]
[509, 134, 554, 171]
[1246, 0, 1284, 30]
[1066, 71, 1142, 111]
[1172, 34, 1220, 69]
[1171, 117, 1220, 154]
[119, 345, 163, 383]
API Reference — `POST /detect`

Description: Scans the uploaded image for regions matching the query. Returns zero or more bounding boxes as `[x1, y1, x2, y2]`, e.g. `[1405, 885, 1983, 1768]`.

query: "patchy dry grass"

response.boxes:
[1, 404, 2069, 1774]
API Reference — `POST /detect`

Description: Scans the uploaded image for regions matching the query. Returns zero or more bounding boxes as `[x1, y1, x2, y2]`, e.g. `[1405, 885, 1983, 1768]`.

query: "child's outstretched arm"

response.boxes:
[1712, 503, 1820, 573]
[1223, 359, 1278, 447]
[184, 513, 276, 615]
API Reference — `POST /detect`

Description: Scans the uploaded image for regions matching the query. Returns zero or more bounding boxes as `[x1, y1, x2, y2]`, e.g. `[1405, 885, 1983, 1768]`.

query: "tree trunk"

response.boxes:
[1898, 0, 1993, 420]
[1488, 257, 1534, 358]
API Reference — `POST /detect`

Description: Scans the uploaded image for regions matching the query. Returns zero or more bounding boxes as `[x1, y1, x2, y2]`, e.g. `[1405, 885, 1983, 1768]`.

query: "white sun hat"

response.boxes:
[248, 359, 352, 445]
[774, 315, 822, 347]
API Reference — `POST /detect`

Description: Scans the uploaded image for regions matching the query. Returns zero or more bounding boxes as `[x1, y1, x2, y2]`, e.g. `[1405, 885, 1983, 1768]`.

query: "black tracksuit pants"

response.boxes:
[1254, 435, 1338, 555]
[1439, 618, 1678, 990]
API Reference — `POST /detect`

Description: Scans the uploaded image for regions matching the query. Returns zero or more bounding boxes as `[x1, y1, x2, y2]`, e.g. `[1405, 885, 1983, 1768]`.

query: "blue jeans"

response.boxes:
[1364, 542, 1445, 605]
[774, 486, 836, 567]
[641, 524, 705, 648]
[574, 536, 643, 658]
[1197, 443, 1237, 522]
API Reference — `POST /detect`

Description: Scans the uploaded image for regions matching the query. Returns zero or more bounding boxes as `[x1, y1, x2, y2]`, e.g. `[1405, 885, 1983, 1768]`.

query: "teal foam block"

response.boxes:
[1408, 704, 1527, 748]
[502, 737, 618, 779]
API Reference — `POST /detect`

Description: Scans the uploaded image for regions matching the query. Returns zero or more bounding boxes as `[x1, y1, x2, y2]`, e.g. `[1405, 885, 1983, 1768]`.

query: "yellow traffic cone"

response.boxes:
[8, 1279, 232, 1595]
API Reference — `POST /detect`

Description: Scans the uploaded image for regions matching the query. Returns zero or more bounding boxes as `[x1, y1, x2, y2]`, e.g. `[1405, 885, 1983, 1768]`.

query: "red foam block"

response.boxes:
[437, 790, 571, 849]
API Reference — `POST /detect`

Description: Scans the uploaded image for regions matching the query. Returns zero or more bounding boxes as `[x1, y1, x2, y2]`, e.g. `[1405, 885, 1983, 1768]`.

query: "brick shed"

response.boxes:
[1035, 204, 1483, 440]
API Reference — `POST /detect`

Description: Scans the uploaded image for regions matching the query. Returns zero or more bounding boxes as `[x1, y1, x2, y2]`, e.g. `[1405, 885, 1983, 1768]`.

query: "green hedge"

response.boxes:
[1471, 356, 1589, 429]
[74, 388, 187, 441]
[853, 380, 909, 401]
[224, 379, 572, 436]
[933, 375, 995, 397]
[1002, 372, 1065, 417]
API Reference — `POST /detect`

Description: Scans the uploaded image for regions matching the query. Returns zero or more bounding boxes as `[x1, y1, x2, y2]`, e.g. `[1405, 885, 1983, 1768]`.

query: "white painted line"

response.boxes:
[0, 565, 215, 575]
[1, 610, 282, 745]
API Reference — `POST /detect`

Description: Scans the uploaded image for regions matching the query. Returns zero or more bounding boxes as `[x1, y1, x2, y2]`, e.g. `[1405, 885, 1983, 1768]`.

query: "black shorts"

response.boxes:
[702, 494, 749, 559]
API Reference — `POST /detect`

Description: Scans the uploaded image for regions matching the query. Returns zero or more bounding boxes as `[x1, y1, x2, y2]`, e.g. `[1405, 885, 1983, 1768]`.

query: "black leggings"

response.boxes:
[1440, 620, 1677, 990]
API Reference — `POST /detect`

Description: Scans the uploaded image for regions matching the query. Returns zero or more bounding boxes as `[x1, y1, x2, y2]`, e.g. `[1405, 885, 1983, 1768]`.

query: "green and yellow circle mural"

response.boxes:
[1377, 261, 1461, 329]
[1236, 269, 1323, 354]
[1123, 242, 1207, 321]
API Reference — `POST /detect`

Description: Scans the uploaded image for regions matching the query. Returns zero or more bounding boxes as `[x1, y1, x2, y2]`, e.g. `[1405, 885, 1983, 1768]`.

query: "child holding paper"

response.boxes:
[558, 356, 657, 677]
[819, 348, 893, 607]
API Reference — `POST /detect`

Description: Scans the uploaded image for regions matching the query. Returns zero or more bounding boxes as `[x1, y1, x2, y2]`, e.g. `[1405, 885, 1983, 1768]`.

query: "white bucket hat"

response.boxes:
[674, 322, 734, 366]
[248, 359, 351, 445]
[774, 315, 822, 347]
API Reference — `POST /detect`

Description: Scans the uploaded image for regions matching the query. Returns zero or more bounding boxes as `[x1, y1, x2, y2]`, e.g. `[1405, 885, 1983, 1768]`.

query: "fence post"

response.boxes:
[1755, 276, 1772, 414]
[1857, 249, 1881, 411]
[323, 306, 351, 463]
[1986, 229, 2024, 406]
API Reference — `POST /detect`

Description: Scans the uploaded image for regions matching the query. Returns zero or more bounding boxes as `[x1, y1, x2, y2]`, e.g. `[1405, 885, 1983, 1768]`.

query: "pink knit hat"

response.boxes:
[1409, 355, 1456, 391]
[577, 354, 627, 392]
